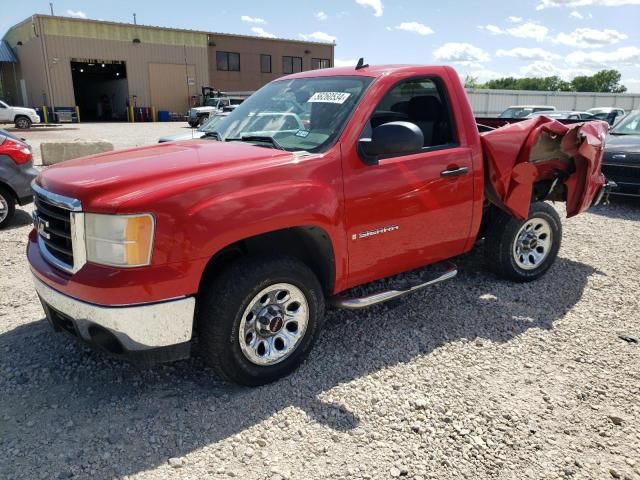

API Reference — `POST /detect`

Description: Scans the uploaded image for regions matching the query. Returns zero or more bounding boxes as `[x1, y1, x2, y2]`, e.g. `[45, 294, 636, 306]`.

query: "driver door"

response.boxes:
[342, 77, 475, 286]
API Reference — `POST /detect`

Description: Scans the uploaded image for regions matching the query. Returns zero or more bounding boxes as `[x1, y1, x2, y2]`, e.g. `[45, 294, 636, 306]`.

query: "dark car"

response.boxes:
[588, 108, 626, 126]
[0, 129, 37, 227]
[602, 110, 640, 196]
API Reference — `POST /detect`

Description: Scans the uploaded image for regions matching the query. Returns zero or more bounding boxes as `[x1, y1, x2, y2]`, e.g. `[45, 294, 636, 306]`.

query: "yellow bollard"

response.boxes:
[151, 105, 157, 122]
[130, 106, 135, 123]
[42, 106, 48, 124]
[75, 106, 81, 123]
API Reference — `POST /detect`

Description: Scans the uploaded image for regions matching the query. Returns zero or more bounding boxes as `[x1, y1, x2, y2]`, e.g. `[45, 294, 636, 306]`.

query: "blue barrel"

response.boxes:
[158, 111, 170, 122]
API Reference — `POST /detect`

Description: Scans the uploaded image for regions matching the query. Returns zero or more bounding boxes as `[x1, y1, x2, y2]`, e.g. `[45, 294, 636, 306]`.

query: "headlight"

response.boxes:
[85, 213, 155, 267]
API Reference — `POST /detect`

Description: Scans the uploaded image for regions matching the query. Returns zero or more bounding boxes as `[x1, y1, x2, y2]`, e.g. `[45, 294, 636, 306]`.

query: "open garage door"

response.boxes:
[149, 63, 196, 115]
[71, 59, 128, 121]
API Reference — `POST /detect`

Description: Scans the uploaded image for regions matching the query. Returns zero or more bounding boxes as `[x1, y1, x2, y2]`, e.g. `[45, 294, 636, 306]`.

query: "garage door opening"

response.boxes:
[71, 60, 128, 121]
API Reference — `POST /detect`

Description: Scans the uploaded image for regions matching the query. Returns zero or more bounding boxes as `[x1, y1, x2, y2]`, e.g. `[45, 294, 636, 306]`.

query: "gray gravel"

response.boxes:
[1, 131, 639, 479]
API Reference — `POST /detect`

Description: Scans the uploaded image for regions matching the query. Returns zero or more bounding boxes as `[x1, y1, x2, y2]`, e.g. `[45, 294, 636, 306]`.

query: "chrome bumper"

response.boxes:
[33, 275, 195, 352]
[593, 179, 617, 206]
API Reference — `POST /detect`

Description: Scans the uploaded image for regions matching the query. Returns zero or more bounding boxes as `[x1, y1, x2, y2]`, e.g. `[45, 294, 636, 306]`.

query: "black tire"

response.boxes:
[15, 116, 31, 129]
[484, 202, 562, 282]
[0, 186, 16, 229]
[197, 115, 208, 126]
[197, 256, 325, 386]
[188, 120, 199, 128]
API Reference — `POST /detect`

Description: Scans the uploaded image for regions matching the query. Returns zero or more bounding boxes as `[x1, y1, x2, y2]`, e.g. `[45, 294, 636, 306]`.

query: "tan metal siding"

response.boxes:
[208, 37, 334, 91]
[10, 38, 46, 106]
[42, 35, 209, 108]
[149, 63, 197, 113]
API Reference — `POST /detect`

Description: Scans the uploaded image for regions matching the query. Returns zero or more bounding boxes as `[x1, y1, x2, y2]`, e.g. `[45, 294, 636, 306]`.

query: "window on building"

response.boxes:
[217, 51, 240, 71]
[283, 56, 303, 74]
[260, 54, 272, 73]
[312, 58, 331, 70]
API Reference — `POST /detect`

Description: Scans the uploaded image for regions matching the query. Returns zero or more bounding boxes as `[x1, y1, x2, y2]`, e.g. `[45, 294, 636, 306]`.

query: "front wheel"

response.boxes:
[197, 256, 325, 386]
[484, 202, 562, 282]
[15, 116, 32, 129]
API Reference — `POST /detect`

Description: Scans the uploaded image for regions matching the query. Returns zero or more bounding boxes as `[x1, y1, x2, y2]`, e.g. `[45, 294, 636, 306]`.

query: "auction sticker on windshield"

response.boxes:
[308, 92, 351, 104]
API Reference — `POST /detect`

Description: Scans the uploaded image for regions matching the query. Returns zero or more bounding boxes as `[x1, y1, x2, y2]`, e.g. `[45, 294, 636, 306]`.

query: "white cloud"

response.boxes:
[470, 69, 508, 81]
[66, 9, 87, 19]
[355, 0, 383, 17]
[334, 58, 357, 67]
[315, 11, 328, 20]
[433, 43, 491, 63]
[566, 46, 640, 67]
[519, 61, 593, 79]
[554, 27, 627, 47]
[393, 22, 434, 36]
[624, 78, 640, 93]
[537, 0, 640, 9]
[569, 10, 584, 17]
[479, 22, 549, 40]
[508, 16, 523, 22]
[251, 27, 276, 38]
[496, 47, 561, 61]
[299, 31, 337, 43]
[241, 15, 266, 24]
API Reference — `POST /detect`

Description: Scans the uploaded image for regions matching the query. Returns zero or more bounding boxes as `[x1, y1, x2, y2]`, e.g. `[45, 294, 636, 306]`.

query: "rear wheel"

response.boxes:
[197, 256, 325, 386]
[15, 116, 32, 129]
[0, 186, 16, 229]
[484, 202, 562, 282]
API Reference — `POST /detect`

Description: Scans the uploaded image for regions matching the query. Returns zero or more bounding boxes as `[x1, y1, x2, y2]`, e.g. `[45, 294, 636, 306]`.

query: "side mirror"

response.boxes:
[358, 121, 424, 164]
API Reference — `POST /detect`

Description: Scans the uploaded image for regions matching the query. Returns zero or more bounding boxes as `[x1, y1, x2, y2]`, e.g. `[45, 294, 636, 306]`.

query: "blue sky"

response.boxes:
[3, 0, 640, 91]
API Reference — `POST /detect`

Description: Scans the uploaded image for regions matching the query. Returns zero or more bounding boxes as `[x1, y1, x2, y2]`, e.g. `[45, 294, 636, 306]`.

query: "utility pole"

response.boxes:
[133, 13, 137, 25]
[49, 3, 54, 15]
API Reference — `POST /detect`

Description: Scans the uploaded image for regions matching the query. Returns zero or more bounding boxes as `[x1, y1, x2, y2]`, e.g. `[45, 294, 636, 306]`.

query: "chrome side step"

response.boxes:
[331, 262, 458, 310]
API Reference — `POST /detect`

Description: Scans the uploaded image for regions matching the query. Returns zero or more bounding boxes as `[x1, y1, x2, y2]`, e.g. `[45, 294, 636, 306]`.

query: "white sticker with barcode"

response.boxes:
[307, 92, 351, 104]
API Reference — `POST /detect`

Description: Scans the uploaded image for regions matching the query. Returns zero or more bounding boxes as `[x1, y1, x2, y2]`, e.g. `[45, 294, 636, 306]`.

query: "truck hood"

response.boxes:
[36, 140, 295, 212]
[191, 107, 216, 113]
[13, 106, 37, 115]
[481, 117, 608, 219]
[604, 133, 640, 153]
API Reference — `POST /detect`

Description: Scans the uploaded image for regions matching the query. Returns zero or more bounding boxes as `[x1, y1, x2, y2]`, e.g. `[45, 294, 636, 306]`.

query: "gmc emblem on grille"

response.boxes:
[32, 212, 51, 240]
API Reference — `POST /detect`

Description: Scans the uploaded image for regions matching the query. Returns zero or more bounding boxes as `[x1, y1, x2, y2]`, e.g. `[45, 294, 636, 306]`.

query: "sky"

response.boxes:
[3, 0, 640, 92]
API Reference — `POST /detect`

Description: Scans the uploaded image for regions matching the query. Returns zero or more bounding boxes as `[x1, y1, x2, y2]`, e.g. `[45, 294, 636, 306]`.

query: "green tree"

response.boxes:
[570, 70, 627, 93]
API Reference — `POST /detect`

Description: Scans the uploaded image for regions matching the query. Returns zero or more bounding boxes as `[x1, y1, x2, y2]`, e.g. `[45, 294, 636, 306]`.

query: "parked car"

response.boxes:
[0, 100, 41, 129]
[0, 129, 37, 227]
[587, 108, 625, 126]
[187, 96, 245, 127]
[499, 105, 555, 119]
[28, 65, 610, 385]
[158, 112, 231, 143]
[527, 110, 596, 120]
[602, 110, 640, 196]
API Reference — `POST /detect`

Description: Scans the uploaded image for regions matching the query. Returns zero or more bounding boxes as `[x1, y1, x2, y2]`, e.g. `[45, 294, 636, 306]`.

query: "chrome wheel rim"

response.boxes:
[16, 118, 28, 129]
[0, 194, 8, 223]
[513, 217, 552, 270]
[239, 283, 309, 366]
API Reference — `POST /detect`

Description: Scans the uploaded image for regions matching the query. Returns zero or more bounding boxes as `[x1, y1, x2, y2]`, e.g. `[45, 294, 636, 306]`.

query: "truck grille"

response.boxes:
[32, 185, 84, 273]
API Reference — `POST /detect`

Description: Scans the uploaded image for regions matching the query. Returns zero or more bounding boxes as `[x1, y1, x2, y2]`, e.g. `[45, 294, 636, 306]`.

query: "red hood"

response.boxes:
[481, 117, 608, 219]
[37, 140, 294, 212]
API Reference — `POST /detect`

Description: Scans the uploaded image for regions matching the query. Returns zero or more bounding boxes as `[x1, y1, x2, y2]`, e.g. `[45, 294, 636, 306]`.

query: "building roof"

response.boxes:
[0, 41, 17, 63]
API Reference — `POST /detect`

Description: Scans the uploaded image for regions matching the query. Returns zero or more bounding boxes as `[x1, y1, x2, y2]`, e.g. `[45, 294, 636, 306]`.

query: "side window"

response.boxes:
[364, 78, 455, 148]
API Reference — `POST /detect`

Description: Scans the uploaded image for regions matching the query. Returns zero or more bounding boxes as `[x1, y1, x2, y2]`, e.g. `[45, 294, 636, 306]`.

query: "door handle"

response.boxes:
[440, 166, 469, 178]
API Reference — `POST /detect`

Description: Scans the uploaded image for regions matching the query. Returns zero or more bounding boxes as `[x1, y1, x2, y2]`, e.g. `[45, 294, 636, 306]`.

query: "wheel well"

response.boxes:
[0, 181, 17, 202]
[14, 114, 29, 121]
[198, 226, 336, 297]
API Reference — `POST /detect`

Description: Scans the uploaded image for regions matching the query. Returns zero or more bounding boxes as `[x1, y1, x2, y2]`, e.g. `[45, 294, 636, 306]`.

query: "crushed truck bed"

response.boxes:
[481, 116, 608, 219]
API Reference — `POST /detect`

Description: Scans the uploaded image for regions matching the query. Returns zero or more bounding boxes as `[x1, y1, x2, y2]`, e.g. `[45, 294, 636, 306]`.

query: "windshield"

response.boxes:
[611, 111, 640, 135]
[500, 108, 532, 118]
[199, 113, 229, 132]
[214, 76, 373, 152]
[0, 100, 8, 108]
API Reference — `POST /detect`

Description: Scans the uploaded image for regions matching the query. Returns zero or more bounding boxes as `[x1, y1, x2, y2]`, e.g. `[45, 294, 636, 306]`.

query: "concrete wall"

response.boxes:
[208, 35, 334, 91]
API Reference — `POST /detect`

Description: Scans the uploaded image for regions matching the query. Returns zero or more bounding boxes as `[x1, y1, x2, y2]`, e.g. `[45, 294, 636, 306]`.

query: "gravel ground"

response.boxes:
[1, 144, 639, 479]
[5, 122, 191, 165]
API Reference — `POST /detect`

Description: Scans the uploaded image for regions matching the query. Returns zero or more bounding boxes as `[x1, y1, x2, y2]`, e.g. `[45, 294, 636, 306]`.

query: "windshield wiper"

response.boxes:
[609, 132, 632, 136]
[227, 135, 287, 150]
[201, 131, 221, 140]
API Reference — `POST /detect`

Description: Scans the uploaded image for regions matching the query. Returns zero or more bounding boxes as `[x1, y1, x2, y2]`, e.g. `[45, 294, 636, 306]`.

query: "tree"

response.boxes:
[571, 70, 627, 93]
[471, 70, 627, 93]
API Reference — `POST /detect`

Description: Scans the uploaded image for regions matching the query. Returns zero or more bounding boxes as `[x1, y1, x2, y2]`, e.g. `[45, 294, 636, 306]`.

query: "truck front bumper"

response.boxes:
[33, 275, 195, 363]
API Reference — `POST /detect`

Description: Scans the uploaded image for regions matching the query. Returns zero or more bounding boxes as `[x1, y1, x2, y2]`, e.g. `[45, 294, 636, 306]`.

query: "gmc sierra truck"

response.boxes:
[28, 64, 611, 386]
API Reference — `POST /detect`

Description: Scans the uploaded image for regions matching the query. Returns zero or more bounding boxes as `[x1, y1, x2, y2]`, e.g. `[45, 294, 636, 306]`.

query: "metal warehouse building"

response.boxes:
[0, 15, 334, 121]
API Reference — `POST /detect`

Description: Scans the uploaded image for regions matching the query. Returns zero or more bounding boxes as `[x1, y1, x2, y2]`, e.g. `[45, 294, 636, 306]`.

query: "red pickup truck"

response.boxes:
[28, 64, 610, 385]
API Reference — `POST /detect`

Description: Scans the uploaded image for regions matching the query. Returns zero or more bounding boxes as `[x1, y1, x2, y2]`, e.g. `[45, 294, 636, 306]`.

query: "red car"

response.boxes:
[0, 129, 37, 228]
[28, 64, 611, 385]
